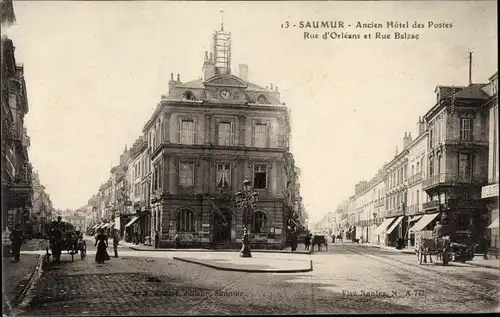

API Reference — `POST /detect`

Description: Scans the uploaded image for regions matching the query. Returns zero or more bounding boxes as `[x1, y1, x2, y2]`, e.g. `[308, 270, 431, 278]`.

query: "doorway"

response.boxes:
[213, 208, 232, 242]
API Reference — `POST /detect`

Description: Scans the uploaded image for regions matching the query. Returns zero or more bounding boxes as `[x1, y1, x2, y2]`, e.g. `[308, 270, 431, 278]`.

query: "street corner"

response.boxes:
[173, 255, 313, 273]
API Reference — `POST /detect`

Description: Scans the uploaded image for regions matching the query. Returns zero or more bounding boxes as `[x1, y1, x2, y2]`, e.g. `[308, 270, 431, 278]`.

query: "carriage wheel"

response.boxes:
[81, 242, 87, 259]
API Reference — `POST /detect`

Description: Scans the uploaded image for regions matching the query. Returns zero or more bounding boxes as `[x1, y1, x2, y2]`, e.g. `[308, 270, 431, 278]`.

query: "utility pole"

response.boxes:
[469, 52, 473, 85]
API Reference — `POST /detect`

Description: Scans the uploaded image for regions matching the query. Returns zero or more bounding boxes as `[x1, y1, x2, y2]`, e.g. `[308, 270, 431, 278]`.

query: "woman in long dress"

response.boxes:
[95, 229, 110, 264]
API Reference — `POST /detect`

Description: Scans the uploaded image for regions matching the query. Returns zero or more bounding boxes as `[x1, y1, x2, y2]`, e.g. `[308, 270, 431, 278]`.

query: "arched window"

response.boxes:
[252, 211, 268, 233]
[257, 94, 267, 104]
[177, 209, 195, 232]
[183, 90, 196, 101]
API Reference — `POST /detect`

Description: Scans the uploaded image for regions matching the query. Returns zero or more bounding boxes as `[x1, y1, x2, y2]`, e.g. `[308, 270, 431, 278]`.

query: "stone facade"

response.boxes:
[405, 119, 429, 246]
[481, 72, 499, 249]
[422, 84, 491, 239]
[1, 36, 33, 231]
[139, 27, 298, 249]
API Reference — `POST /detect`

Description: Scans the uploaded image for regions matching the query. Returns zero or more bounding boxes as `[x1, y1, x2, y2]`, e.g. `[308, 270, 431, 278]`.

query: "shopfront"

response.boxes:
[482, 183, 499, 250]
[374, 217, 396, 246]
[406, 215, 423, 247]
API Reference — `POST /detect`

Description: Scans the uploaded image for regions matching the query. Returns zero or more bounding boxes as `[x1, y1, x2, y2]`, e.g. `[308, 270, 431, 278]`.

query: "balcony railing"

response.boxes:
[422, 173, 488, 190]
[445, 138, 489, 147]
[408, 172, 423, 186]
[422, 200, 440, 210]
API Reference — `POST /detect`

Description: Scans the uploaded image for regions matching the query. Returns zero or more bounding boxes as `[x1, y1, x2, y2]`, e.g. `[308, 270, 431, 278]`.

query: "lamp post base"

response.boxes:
[240, 243, 252, 258]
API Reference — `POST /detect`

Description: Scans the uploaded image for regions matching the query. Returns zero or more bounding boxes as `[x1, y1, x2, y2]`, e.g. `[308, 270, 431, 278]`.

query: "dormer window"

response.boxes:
[183, 91, 196, 101]
[257, 95, 267, 104]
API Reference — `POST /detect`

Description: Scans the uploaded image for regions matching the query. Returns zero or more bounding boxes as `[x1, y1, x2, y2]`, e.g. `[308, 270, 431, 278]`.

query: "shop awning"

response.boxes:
[409, 213, 439, 232]
[386, 216, 404, 234]
[487, 217, 499, 229]
[374, 217, 396, 235]
[409, 215, 423, 223]
[125, 216, 139, 228]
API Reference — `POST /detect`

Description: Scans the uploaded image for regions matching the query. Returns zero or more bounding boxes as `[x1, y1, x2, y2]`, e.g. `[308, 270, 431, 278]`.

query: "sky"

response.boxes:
[4, 1, 497, 223]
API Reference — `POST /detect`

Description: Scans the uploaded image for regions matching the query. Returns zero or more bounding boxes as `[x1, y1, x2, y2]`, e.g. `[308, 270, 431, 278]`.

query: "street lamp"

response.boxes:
[235, 179, 259, 258]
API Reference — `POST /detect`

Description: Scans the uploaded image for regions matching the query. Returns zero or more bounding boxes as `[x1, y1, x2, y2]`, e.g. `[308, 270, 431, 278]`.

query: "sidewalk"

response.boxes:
[2, 252, 43, 314]
[358, 242, 500, 270]
[173, 253, 313, 273]
[119, 241, 311, 255]
[359, 242, 416, 254]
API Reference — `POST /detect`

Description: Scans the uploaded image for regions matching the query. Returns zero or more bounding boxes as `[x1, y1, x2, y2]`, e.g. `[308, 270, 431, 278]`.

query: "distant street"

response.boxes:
[11, 238, 499, 315]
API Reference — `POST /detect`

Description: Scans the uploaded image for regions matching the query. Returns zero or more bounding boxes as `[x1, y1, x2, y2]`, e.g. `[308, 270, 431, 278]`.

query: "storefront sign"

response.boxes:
[482, 184, 499, 199]
[275, 228, 282, 235]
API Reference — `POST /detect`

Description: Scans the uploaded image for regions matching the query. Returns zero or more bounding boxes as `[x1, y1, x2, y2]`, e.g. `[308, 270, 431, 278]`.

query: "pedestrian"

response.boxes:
[291, 230, 297, 252]
[95, 229, 110, 264]
[324, 235, 328, 251]
[154, 230, 160, 249]
[134, 231, 139, 245]
[304, 234, 310, 250]
[113, 229, 120, 258]
[174, 233, 181, 249]
[10, 223, 24, 262]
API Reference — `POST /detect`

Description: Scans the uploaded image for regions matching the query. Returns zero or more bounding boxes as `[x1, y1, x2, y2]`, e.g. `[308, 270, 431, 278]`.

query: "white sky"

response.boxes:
[4, 1, 497, 223]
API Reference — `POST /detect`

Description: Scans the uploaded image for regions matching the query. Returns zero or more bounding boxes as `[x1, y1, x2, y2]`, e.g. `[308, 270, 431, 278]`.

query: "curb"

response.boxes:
[465, 261, 500, 270]
[121, 243, 311, 255]
[9, 252, 46, 312]
[173, 257, 314, 273]
[360, 243, 499, 270]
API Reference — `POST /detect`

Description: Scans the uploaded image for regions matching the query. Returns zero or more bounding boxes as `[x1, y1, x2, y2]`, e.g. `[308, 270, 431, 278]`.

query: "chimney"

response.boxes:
[177, 74, 180, 82]
[403, 132, 412, 148]
[270, 83, 274, 91]
[209, 52, 213, 62]
[170, 73, 173, 81]
[205, 51, 208, 61]
[239, 64, 248, 81]
[275, 86, 278, 92]
[417, 116, 426, 135]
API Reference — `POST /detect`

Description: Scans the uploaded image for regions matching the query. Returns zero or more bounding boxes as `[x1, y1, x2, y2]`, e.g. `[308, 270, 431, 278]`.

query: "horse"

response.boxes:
[417, 236, 451, 265]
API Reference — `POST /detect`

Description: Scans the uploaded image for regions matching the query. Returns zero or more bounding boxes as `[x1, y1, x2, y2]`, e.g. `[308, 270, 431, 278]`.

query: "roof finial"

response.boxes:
[220, 9, 224, 31]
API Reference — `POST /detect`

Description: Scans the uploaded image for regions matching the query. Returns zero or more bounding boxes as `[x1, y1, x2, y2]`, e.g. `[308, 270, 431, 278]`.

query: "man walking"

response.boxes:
[10, 223, 24, 262]
[113, 229, 120, 258]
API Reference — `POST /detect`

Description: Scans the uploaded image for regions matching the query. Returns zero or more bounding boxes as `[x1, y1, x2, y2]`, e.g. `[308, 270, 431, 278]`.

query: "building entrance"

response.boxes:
[213, 208, 232, 242]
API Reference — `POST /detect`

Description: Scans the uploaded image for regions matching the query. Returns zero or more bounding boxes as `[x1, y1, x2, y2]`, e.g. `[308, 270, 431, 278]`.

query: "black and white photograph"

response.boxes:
[1, 0, 498, 315]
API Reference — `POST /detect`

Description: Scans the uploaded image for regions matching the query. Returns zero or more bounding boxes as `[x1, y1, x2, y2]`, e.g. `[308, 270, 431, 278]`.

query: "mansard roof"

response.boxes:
[452, 84, 489, 100]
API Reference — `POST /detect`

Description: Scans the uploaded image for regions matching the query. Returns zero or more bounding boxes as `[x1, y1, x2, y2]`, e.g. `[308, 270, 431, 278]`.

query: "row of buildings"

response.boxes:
[1, 0, 51, 236]
[83, 23, 307, 248]
[320, 70, 498, 249]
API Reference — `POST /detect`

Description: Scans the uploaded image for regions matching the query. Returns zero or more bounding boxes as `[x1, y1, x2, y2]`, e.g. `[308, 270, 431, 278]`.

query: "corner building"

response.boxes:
[144, 26, 293, 249]
[422, 84, 490, 244]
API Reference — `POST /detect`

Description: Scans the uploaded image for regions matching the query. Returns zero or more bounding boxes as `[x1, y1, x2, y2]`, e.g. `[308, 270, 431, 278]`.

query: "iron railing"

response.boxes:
[422, 200, 440, 210]
[408, 172, 423, 186]
[422, 173, 488, 189]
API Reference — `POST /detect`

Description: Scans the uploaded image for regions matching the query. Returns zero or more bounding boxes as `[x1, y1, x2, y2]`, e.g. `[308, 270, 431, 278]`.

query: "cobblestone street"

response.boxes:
[12, 241, 499, 315]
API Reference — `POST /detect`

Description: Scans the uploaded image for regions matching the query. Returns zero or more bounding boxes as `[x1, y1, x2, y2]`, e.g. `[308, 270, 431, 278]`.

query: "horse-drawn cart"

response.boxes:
[415, 231, 451, 265]
[46, 222, 86, 263]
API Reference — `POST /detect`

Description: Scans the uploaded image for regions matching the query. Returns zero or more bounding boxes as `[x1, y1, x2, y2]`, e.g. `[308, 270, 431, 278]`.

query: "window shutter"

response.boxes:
[215, 119, 220, 145]
[266, 121, 271, 148]
[252, 120, 256, 147]
[178, 119, 182, 144]
[230, 121, 235, 145]
[194, 119, 198, 145]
